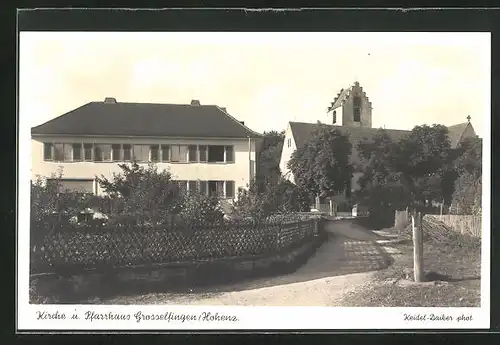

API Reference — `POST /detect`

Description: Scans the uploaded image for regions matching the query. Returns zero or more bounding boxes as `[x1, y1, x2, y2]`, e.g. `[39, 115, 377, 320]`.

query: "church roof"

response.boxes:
[289, 122, 409, 167]
[446, 122, 473, 148]
[289, 120, 476, 167]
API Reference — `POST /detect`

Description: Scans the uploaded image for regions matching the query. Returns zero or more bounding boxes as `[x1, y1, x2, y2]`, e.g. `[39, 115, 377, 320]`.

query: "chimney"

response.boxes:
[221, 107, 227, 112]
[190, 100, 201, 106]
[104, 97, 117, 104]
[239, 121, 245, 126]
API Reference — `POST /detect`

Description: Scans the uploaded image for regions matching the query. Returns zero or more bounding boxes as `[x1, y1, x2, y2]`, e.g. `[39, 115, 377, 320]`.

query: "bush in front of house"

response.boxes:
[31, 172, 110, 230]
[177, 192, 224, 227]
[96, 162, 182, 227]
[232, 178, 311, 222]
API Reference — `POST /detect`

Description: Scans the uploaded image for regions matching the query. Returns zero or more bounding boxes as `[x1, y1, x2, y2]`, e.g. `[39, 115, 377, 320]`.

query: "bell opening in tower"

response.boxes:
[353, 95, 361, 122]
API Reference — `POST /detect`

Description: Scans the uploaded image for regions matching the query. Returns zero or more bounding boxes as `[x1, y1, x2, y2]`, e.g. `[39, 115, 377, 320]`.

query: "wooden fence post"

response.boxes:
[412, 211, 424, 282]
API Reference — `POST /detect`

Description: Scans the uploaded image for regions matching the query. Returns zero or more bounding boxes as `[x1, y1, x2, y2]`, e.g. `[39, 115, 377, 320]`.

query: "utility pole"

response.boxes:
[412, 211, 424, 282]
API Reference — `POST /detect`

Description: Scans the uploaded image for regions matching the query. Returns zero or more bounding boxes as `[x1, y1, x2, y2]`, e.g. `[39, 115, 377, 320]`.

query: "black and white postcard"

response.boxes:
[17, 18, 491, 331]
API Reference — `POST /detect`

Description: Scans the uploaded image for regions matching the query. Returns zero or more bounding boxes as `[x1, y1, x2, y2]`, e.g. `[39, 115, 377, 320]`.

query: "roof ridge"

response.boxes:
[289, 121, 410, 132]
[447, 121, 469, 128]
[215, 106, 262, 137]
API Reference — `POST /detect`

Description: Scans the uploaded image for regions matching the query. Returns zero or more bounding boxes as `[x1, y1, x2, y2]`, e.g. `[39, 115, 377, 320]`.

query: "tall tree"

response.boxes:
[356, 129, 411, 212]
[95, 162, 181, 225]
[451, 135, 482, 215]
[256, 130, 285, 189]
[397, 124, 453, 209]
[288, 123, 352, 199]
[454, 135, 482, 177]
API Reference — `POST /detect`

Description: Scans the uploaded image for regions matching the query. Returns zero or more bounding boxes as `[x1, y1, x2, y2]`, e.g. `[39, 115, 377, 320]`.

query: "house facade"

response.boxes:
[279, 81, 478, 206]
[31, 98, 262, 200]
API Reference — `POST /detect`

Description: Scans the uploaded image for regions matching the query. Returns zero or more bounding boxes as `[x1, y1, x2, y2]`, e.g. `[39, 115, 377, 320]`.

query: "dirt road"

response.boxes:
[99, 219, 392, 306]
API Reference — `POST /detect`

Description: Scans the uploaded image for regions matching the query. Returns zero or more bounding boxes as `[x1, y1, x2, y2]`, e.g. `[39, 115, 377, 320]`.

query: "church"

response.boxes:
[278, 81, 478, 210]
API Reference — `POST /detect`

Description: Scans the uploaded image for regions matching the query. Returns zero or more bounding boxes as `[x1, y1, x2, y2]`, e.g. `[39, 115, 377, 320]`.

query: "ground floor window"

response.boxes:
[174, 180, 236, 198]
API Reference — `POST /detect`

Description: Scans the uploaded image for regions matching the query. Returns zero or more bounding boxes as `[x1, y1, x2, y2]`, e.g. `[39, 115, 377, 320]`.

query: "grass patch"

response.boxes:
[340, 237, 481, 307]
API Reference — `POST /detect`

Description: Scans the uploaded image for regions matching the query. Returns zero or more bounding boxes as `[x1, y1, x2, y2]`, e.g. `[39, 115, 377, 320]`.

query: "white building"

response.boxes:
[31, 98, 262, 200]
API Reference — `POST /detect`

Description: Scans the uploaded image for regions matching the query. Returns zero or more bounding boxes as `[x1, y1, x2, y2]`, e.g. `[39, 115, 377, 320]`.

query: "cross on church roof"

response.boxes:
[467, 115, 471, 122]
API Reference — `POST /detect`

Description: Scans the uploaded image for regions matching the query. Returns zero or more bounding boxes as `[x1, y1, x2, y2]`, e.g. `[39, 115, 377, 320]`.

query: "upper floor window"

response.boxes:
[208, 145, 225, 163]
[84, 144, 93, 161]
[225, 146, 234, 163]
[171, 145, 188, 163]
[72, 144, 82, 161]
[112, 144, 122, 162]
[123, 144, 132, 161]
[150, 145, 160, 162]
[133, 144, 150, 162]
[43, 143, 53, 161]
[353, 95, 361, 122]
[287, 138, 292, 148]
[188, 145, 198, 162]
[161, 145, 170, 162]
[53, 143, 72, 162]
[42, 141, 236, 164]
[199, 145, 208, 162]
[94, 144, 112, 162]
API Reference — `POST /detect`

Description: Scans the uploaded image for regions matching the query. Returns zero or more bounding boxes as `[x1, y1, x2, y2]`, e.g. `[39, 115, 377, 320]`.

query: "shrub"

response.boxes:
[273, 179, 311, 213]
[31, 172, 99, 223]
[232, 178, 311, 221]
[177, 192, 224, 226]
[96, 162, 181, 226]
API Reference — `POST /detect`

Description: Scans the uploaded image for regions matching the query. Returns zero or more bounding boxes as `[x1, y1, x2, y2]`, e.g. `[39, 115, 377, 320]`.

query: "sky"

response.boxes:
[20, 32, 490, 138]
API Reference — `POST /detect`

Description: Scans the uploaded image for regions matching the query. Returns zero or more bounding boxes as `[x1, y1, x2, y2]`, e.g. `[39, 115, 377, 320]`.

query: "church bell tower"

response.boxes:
[327, 81, 373, 128]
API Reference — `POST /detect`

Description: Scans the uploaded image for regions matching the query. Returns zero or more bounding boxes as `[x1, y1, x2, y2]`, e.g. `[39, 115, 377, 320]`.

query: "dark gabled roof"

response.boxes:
[31, 101, 262, 138]
[289, 121, 410, 166]
[447, 122, 473, 149]
[289, 120, 476, 162]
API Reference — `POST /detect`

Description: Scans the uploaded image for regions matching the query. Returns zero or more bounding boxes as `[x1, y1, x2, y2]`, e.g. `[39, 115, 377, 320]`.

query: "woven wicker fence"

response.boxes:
[426, 215, 482, 238]
[30, 217, 318, 274]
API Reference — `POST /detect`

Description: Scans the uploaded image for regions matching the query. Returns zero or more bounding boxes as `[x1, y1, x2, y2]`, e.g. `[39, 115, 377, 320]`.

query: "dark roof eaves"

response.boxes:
[30, 132, 259, 140]
[214, 106, 263, 137]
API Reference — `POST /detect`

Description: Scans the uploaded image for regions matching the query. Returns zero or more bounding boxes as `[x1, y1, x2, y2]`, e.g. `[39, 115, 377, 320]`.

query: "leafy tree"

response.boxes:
[355, 129, 411, 227]
[454, 136, 482, 176]
[31, 168, 97, 223]
[451, 172, 482, 215]
[451, 135, 482, 215]
[177, 192, 224, 226]
[397, 124, 454, 209]
[233, 181, 275, 220]
[96, 162, 181, 226]
[256, 130, 285, 190]
[287, 123, 352, 199]
[273, 179, 311, 213]
[233, 178, 310, 221]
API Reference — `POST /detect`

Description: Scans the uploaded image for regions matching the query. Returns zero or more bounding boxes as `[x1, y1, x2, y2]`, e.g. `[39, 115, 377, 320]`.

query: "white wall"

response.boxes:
[278, 122, 364, 206]
[31, 135, 258, 197]
[334, 106, 343, 126]
[279, 123, 296, 184]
